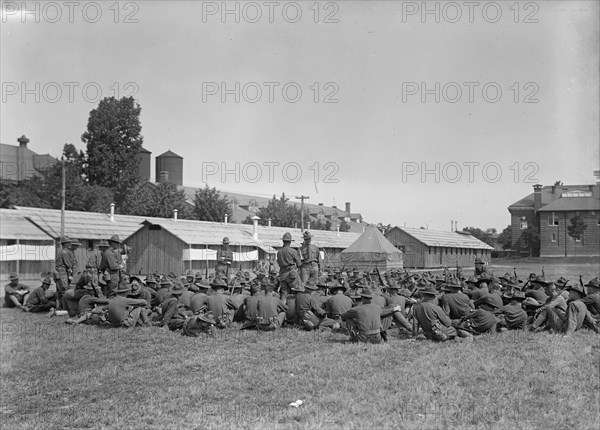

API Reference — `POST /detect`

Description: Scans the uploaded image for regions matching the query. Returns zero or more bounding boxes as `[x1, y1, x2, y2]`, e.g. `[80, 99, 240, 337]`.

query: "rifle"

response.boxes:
[541, 266, 545, 278]
[375, 267, 387, 287]
[513, 267, 518, 279]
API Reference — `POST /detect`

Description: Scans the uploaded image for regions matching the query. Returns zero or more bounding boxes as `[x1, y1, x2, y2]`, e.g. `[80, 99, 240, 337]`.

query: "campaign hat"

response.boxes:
[210, 277, 229, 290]
[585, 277, 600, 290]
[421, 286, 438, 296]
[108, 235, 121, 244]
[9, 272, 19, 281]
[169, 282, 186, 295]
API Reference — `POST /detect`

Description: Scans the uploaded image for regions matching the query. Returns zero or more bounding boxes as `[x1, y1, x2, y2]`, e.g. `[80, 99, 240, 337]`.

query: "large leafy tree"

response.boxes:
[462, 226, 496, 247]
[81, 96, 144, 205]
[248, 193, 304, 228]
[193, 185, 232, 222]
[497, 225, 512, 250]
[122, 182, 193, 219]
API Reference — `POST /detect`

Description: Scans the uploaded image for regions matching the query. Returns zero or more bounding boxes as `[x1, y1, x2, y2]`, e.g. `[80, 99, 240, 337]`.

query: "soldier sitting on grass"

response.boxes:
[4, 272, 31, 311]
[24, 276, 55, 313]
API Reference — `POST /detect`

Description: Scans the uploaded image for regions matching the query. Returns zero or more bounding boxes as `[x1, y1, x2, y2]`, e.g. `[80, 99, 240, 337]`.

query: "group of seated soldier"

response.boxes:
[4, 266, 600, 343]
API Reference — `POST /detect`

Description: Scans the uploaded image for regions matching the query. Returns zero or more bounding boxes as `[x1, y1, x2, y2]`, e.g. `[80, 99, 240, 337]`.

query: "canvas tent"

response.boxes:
[339, 225, 403, 271]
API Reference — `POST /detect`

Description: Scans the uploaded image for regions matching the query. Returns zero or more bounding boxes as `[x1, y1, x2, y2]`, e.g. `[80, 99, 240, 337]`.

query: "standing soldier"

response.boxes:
[100, 235, 124, 297]
[55, 236, 74, 308]
[82, 240, 107, 298]
[276, 232, 302, 300]
[299, 231, 320, 283]
[216, 237, 233, 279]
[69, 239, 82, 280]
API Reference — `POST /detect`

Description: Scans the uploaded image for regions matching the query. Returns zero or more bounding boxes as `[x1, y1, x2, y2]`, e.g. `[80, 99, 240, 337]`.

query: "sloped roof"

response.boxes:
[537, 197, 600, 212]
[14, 206, 148, 241]
[136, 219, 256, 246]
[5, 207, 360, 250]
[342, 225, 402, 255]
[509, 184, 598, 210]
[0, 209, 54, 241]
[390, 226, 494, 250]
[156, 150, 182, 158]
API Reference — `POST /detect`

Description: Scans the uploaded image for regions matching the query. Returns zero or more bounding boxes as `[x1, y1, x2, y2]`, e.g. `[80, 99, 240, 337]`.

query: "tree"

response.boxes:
[462, 226, 495, 247]
[252, 193, 303, 228]
[567, 216, 587, 252]
[193, 185, 231, 222]
[81, 96, 144, 204]
[122, 182, 193, 219]
[0, 177, 52, 209]
[518, 226, 540, 257]
[339, 219, 351, 232]
[311, 218, 332, 231]
[497, 225, 512, 250]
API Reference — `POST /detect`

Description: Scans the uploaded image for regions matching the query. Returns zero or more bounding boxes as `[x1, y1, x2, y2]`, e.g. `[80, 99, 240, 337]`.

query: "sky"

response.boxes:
[2, 0, 599, 231]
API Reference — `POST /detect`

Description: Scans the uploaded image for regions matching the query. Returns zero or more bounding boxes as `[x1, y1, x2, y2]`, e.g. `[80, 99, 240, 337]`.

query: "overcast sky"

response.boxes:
[2, 1, 598, 231]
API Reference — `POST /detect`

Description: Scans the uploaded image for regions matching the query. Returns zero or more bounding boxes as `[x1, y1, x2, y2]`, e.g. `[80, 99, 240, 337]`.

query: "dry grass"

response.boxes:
[1, 261, 599, 429]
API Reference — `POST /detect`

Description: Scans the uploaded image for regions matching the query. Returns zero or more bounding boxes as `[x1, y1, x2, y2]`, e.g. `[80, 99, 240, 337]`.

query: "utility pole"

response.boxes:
[60, 156, 65, 237]
[295, 195, 309, 231]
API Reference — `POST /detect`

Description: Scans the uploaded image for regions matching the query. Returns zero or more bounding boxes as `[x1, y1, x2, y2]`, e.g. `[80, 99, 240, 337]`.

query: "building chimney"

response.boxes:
[337, 225, 340, 236]
[17, 135, 29, 148]
[450, 220, 454, 232]
[307, 222, 311, 230]
[454, 221, 458, 231]
[110, 203, 115, 222]
[345, 202, 351, 217]
[252, 216, 260, 240]
[332, 205, 337, 209]
[224, 213, 228, 224]
[159, 171, 169, 183]
[318, 203, 324, 206]
[268, 218, 271, 227]
[533, 184, 543, 211]
[173, 209, 178, 221]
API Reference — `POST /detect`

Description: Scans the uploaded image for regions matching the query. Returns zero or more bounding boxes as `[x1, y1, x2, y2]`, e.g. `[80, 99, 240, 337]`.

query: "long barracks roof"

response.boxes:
[389, 226, 494, 250]
[5, 207, 360, 250]
[0, 209, 55, 241]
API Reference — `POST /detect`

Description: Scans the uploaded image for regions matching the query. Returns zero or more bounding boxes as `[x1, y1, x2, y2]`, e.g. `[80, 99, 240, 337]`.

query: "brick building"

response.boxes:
[508, 182, 600, 257]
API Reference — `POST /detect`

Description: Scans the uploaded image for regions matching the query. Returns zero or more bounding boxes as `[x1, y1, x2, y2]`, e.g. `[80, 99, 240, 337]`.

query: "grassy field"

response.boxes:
[1, 260, 599, 429]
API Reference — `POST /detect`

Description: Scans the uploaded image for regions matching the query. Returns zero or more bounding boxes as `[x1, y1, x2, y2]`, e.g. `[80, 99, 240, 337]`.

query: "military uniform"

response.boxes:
[494, 293, 527, 330]
[341, 289, 397, 343]
[216, 237, 233, 278]
[4, 274, 31, 309]
[55, 236, 74, 305]
[108, 294, 148, 328]
[295, 283, 326, 330]
[276, 233, 302, 300]
[25, 278, 54, 313]
[256, 293, 288, 330]
[99, 235, 123, 296]
[299, 232, 320, 283]
[206, 278, 238, 329]
[412, 286, 458, 341]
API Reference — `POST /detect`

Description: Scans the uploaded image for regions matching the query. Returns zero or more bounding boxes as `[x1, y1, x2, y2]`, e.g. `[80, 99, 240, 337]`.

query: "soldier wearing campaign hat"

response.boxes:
[299, 231, 320, 284]
[216, 237, 233, 279]
[276, 232, 302, 301]
[582, 277, 600, 318]
[99, 235, 124, 297]
[25, 276, 55, 313]
[54, 235, 74, 308]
